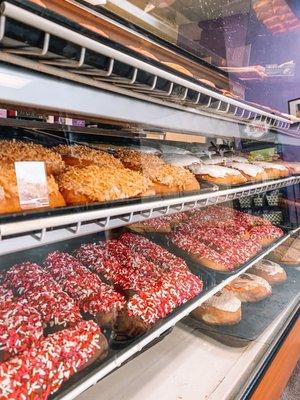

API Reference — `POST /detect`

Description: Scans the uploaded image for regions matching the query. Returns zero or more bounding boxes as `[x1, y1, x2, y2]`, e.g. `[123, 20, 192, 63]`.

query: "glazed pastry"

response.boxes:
[125, 145, 161, 155]
[54, 144, 123, 168]
[58, 165, 154, 205]
[224, 272, 272, 302]
[276, 161, 300, 174]
[128, 45, 159, 61]
[248, 259, 287, 285]
[5, 261, 82, 333]
[189, 164, 247, 185]
[129, 212, 190, 233]
[191, 291, 242, 325]
[197, 78, 216, 88]
[253, 162, 289, 179]
[223, 155, 249, 164]
[199, 156, 225, 165]
[44, 252, 125, 328]
[162, 153, 201, 167]
[159, 144, 192, 155]
[225, 162, 267, 181]
[0, 139, 65, 175]
[0, 164, 65, 214]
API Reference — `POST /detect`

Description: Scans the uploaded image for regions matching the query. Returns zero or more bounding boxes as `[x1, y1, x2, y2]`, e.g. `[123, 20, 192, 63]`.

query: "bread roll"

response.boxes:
[224, 272, 272, 302]
[248, 259, 287, 284]
[191, 292, 242, 325]
[268, 237, 300, 266]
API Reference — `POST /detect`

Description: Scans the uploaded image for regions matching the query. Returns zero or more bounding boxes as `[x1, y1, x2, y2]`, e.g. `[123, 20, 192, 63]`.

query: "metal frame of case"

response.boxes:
[0, 1, 299, 399]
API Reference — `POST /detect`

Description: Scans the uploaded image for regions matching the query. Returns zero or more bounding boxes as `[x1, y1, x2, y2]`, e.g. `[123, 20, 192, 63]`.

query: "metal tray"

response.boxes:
[145, 231, 291, 280]
[0, 231, 214, 400]
[183, 267, 300, 347]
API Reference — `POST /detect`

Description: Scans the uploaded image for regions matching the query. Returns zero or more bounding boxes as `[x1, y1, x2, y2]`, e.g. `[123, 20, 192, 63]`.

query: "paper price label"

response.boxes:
[15, 161, 49, 210]
[244, 121, 269, 138]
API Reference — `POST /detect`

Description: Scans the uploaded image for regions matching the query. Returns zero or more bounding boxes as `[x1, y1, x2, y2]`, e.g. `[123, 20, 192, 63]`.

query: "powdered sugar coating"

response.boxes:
[226, 162, 264, 177]
[254, 161, 288, 171]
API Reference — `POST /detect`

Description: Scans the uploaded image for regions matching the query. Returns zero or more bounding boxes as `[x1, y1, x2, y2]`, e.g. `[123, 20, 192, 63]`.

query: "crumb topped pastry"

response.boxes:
[58, 165, 154, 205]
[115, 149, 199, 193]
[115, 148, 165, 170]
[0, 139, 65, 175]
[54, 144, 123, 169]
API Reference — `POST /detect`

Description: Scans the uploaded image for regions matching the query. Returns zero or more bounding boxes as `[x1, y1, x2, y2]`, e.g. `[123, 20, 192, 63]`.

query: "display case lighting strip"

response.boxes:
[0, 176, 299, 253]
[0, 2, 295, 131]
[51, 227, 300, 400]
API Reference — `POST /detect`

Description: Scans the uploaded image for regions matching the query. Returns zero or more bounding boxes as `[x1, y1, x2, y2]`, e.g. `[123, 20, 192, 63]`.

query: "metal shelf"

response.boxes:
[0, 1, 298, 135]
[51, 227, 300, 400]
[0, 176, 299, 256]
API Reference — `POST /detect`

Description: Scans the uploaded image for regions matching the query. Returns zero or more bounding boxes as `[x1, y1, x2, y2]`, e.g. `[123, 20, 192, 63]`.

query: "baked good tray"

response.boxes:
[182, 267, 300, 347]
[0, 231, 214, 400]
[143, 230, 291, 280]
[0, 182, 217, 225]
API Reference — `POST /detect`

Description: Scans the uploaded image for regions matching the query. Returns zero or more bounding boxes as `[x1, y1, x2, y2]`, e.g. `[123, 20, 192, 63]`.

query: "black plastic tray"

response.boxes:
[183, 267, 300, 347]
[144, 231, 290, 281]
[0, 231, 214, 400]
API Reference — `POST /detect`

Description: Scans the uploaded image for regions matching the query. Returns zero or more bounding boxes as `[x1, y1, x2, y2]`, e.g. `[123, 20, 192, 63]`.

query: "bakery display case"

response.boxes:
[0, 1, 299, 400]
